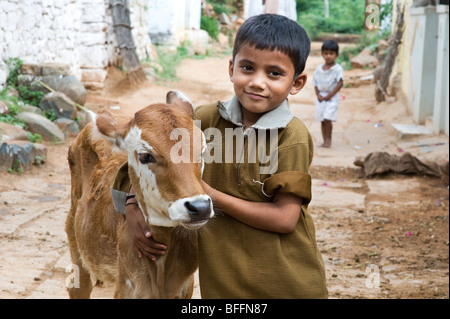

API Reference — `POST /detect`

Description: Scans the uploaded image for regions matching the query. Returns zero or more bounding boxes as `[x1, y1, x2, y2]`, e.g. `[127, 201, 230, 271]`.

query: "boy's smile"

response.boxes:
[229, 44, 306, 128]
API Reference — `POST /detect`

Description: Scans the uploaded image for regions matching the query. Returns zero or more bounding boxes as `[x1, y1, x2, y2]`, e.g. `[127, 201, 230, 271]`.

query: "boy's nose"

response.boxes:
[248, 73, 266, 89]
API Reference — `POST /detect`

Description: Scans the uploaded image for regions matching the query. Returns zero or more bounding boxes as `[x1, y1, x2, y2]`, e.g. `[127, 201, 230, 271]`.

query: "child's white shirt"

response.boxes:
[313, 63, 344, 94]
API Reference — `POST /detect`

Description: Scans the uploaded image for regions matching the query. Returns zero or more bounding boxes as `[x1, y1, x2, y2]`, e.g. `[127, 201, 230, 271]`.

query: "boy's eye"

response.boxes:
[241, 65, 253, 72]
[269, 71, 282, 77]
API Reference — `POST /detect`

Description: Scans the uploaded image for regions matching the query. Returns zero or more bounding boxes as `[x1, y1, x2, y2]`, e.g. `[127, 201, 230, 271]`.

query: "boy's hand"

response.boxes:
[317, 95, 324, 103]
[125, 203, 167, 261]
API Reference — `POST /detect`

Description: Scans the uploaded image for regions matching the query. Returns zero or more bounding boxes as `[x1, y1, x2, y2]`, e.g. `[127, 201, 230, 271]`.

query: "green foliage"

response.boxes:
[336, 31, 388, 70]
[201, 15, 220, 41]
[18, 85, 44, 107]
[8, 160, 24, 175]
[296, 0, 366, 39]
[154, 45, 188, 82]
[5, 57, 22, 87]
[0, 91, 25, 127]
[153, 41, 211, 82]
[27, 132, 43, 143]
[42, 108, 56, 122]
[2, 57, 43, 107]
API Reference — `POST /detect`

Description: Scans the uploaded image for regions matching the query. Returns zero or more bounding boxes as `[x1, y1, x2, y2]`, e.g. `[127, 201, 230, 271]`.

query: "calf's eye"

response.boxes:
[138, 153, 156, 164]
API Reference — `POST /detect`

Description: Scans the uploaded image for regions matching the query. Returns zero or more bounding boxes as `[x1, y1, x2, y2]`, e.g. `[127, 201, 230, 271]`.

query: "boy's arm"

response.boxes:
[323, 79, 344, 101]
[202, 181, 302, 234]
[125, 186, 167, 260]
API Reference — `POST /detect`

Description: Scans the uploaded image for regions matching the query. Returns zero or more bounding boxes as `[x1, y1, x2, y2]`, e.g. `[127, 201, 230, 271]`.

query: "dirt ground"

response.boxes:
[0, 43, 448, 299]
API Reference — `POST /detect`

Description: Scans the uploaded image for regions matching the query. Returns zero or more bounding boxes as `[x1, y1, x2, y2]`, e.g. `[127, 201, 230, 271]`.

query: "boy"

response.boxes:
[115, 14, 328, 299]
[313, 39, 344, 148]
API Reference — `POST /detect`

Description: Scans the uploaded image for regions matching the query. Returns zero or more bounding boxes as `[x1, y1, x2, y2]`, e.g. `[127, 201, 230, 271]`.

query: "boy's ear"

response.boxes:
[290, 73, 307, 95]
[229, 58, 234, 82]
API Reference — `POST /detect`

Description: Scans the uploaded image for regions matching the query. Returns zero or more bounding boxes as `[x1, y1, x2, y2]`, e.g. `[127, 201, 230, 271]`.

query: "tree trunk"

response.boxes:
[110, 0, 146, 86]
[375, 2, 404, 103]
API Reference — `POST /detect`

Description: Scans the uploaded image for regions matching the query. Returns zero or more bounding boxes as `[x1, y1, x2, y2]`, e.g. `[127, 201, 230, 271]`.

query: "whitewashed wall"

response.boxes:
[0, 0, 151, 86]
[244, 0, 297, 21]
[147, 0, 201, 46]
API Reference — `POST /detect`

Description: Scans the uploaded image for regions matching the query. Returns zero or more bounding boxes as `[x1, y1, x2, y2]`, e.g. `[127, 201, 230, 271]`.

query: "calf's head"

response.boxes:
[91, 91, 213, 229]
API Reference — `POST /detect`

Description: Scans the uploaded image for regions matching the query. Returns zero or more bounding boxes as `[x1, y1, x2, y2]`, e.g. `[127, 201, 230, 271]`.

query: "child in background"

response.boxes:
[313, 39, 344, 148]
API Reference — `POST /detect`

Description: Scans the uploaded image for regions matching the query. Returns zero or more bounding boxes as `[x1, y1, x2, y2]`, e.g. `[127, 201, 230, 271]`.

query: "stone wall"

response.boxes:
[0, 0, 151, 89]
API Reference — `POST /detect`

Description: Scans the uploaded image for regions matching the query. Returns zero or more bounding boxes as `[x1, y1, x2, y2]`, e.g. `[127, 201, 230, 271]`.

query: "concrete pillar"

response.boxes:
[433, 5, 449, 135]
[408, 6, 439, 124]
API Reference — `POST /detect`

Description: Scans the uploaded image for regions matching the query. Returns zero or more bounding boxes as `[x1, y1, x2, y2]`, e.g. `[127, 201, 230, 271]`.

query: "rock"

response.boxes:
[17, 103, 42, 115]
[18, 75, 87, 106]
[39, 92, 77, 119]
[74, 111, 89, 131]
[180, 29, 211, 55]
[0, 122, 29, 142]
[0, 100, 9, 115]
[351, 51, 379, 69]
[55, 118, 80, 138]
[0, 59, 9, 91]
[20, 62, 71, 77]
[218, 33, 229, 48]
[81, 69, 107, 83]
[15, 112, 64, 142]
[219, 12, 231, 26]
[0, 140, 47, 172]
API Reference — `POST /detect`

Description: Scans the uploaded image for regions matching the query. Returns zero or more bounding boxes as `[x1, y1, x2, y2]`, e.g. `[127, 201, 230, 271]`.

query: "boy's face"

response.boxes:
[322, 49, 338, 65]
[229, 44, 306, 118]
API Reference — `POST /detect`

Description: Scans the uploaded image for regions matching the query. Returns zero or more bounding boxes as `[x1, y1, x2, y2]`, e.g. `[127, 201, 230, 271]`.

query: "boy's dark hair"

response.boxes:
[321, 39, 339, 54]
[232, 14, 311, 77]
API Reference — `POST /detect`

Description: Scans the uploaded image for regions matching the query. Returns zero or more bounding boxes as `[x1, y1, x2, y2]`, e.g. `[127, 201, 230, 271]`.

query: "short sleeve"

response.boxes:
[260, 119, 314, 203]
[313, 67, 319, 87]
[263, 171, 312, 204]
[336, 65, 344, 82]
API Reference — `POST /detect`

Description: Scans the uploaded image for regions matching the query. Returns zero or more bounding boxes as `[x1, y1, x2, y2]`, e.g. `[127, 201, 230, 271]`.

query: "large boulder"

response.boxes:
[0, 140, 47, 172]
[55, 118, 80, 138]
[351, 49, 379, 69]
[18, 74, 87, 106]
[0, 122, 29, 142]
[39, 91, 77, 119]
[0, 100, 9, 115]
[15, 112, 64, 142]
[20, 62, 71, 77]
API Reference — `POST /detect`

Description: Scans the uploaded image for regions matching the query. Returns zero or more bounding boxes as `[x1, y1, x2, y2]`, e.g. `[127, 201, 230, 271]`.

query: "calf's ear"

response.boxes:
[166, 90, 194, 118]
[89, 110, 127, 151]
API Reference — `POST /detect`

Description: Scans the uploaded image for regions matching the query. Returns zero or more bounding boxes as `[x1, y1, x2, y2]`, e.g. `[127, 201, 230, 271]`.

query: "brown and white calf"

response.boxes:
[65, 91, 213, 298]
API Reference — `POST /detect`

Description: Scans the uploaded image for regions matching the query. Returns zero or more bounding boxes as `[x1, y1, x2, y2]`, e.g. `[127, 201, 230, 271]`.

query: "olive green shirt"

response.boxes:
[112, 97, 328, 299]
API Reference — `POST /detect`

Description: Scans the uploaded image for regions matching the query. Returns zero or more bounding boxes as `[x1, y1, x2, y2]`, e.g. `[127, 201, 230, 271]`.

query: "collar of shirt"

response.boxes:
[217, 95, 294, 130]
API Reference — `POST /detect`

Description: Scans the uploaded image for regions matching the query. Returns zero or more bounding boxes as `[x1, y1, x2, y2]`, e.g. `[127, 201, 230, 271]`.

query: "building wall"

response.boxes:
[244, 0, 297, 20]
[0, 0, 151, 85]
[392, 0, 449, 134]
[147, 0, 201, 46]
[392, 0, 414, 99]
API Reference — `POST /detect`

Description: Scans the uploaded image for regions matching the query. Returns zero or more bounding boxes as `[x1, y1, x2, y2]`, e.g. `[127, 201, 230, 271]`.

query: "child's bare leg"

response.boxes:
[322, 120, 332, 148]
[321, 121, 326, 147]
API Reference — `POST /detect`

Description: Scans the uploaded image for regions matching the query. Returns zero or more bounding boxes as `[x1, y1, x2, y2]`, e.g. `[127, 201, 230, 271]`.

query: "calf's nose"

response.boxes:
[184, 199, 211, 221]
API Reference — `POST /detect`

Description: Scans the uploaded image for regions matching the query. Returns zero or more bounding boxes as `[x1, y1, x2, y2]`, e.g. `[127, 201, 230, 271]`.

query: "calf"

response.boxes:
[65, 91, 213, 298]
